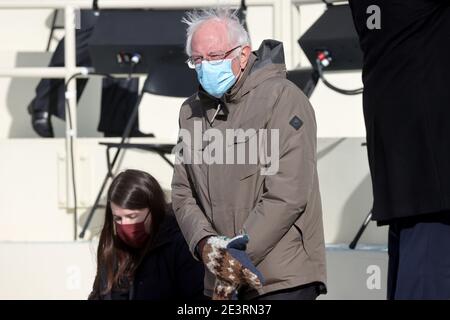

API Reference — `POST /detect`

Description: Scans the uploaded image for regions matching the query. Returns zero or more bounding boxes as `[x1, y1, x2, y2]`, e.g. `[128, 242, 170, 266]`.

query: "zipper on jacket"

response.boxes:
[203, 99, 226, 229]
[202, 108, 214, 226]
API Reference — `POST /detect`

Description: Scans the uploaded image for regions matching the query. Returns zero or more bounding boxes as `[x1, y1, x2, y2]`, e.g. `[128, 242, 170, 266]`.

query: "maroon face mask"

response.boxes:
[115, 212, 150, 249]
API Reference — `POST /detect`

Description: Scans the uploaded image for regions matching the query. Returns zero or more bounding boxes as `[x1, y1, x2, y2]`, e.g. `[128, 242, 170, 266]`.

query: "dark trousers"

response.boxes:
[251, 282, 324, 300]
[387, 212, 450, 300]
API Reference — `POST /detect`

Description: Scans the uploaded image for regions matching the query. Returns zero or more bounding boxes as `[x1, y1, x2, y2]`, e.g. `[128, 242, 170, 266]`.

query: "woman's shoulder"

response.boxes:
[152, 208, 185, 249]
[161, 208, 181, 236]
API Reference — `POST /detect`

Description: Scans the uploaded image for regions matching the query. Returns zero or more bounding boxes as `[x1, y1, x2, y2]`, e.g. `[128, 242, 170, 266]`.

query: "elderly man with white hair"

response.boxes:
[171, 8, 327, 300]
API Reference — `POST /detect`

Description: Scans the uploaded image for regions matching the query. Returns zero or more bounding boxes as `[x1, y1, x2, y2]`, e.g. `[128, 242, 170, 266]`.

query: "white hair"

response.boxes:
[182, 8, 251, 56]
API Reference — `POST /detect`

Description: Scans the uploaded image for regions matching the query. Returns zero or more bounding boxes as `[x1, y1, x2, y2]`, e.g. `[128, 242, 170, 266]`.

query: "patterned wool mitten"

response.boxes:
[213, 278, 239, 300]
[201, 235, 265, 300]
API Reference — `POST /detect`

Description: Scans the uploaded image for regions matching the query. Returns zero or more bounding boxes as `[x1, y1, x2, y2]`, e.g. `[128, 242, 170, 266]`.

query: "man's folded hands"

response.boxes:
[201, 234, 265, 300]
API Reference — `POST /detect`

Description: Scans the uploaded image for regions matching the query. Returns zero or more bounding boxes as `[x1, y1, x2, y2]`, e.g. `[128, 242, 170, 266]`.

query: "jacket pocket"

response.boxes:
[239, 164, 260, 181]
[183, 143, 205, 192]
[293, 218, 310, 258]
[227, 126, 258, 145]
[228, 129, 260, 180]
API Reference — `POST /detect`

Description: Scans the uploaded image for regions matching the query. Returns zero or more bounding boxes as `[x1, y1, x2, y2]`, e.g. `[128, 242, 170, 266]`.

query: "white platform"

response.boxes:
[0, 242, 387, 300]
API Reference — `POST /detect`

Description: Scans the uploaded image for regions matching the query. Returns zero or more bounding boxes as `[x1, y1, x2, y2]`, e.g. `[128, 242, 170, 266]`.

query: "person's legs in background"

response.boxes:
[387, 221, 400, 300]
[388, 212, 450, 300]
[251, 282, 324, 301]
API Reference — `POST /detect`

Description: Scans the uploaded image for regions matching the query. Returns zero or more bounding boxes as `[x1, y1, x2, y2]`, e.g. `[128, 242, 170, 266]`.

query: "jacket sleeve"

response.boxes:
[171, 110, 218, 261]
[241, 83, 318, 265]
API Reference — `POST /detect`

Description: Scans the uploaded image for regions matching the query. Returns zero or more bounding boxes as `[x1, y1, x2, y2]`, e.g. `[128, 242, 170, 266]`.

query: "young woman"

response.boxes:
[88, 169, 206, 300]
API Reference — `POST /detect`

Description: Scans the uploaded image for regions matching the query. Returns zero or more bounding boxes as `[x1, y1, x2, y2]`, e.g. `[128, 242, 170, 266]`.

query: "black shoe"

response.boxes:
[27, 101, 54, 138]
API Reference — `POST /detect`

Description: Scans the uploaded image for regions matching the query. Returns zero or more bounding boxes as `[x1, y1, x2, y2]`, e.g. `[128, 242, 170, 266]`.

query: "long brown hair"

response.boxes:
[89, 169, 167, 299]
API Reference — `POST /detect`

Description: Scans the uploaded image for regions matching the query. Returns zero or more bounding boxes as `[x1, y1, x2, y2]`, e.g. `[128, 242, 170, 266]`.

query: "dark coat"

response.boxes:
[349, 0, 450, 223]
[94, 213, 206, 300]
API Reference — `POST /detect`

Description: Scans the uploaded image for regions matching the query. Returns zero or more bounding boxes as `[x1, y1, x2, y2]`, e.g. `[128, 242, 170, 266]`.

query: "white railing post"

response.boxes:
[64, 4, 79, 240]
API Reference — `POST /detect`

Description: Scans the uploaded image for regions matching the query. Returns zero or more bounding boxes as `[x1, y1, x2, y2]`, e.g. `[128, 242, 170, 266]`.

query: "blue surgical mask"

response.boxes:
[195, 59, 237, 98]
